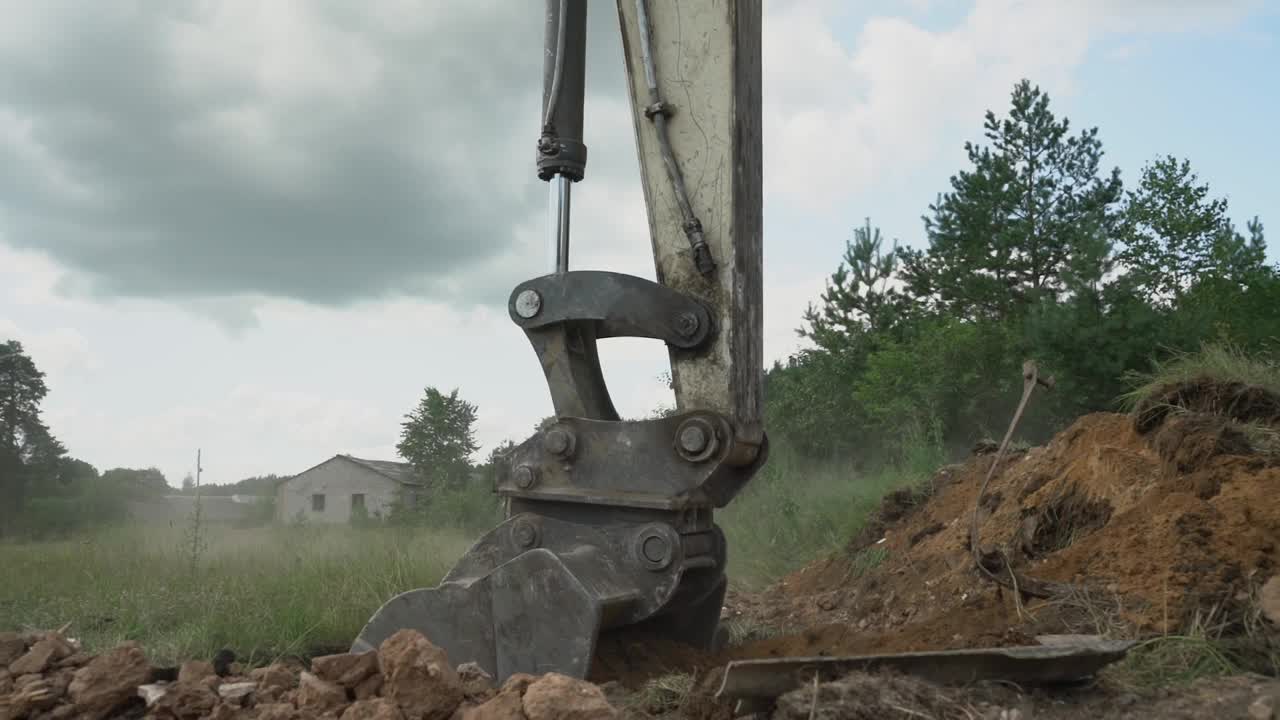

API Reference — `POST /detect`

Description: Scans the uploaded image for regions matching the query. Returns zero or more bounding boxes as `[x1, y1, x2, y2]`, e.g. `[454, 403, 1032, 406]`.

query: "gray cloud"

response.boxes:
[0, 1, 631, 308]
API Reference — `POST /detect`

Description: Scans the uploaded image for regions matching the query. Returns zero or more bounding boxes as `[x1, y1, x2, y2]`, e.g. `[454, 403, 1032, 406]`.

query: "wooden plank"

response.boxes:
[614, 0, 764, 445]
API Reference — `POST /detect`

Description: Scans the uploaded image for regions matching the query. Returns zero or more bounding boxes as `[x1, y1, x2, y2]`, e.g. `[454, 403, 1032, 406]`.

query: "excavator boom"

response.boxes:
[351, 0, 764, 682]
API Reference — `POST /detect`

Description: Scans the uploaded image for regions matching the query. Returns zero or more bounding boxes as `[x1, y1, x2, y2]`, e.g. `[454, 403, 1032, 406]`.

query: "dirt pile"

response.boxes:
[0, 629, 620, 719]
[725, 378, 1280, 662]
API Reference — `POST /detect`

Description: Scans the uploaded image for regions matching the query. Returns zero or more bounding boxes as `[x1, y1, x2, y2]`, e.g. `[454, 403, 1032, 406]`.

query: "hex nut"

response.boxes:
[543, 427, 575, 458]
[513, 464, 538, 489]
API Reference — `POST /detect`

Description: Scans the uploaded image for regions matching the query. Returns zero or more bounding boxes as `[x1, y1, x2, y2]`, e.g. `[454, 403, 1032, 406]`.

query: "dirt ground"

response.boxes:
[600, 377, 1280, 717]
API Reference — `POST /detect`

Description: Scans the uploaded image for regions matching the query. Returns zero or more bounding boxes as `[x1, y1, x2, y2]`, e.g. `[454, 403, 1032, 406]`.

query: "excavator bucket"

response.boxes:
[353, 0, 765, 683]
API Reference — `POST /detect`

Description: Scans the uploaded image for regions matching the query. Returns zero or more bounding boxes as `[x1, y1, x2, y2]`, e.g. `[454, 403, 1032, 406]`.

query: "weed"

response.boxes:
[718, 434, 944, 588]
[627, 672, 695, 714]
[1120, 342, 1280, 410]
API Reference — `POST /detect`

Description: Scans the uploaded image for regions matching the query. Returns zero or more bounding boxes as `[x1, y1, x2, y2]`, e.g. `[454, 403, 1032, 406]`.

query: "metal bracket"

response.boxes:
[509, 269, 714, 422]
[497, 413, 767, 510]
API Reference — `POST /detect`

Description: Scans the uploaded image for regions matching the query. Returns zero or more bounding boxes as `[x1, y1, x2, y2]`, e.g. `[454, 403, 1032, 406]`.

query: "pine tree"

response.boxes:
[801, 218, 912, 354]
[900, 79, 1123, 321]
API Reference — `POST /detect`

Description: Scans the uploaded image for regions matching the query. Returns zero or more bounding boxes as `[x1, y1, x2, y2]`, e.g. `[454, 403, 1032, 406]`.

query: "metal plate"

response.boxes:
[716, 638, 1136, 706]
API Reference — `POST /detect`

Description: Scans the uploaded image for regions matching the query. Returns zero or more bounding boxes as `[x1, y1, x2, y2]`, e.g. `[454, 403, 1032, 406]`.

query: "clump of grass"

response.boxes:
[721, 616, 801, 646]
[1119, 342, 1280, 410]
[626, 672, 695, 715]
[718, 433, 944, 588]
[0, 524, 473, 665]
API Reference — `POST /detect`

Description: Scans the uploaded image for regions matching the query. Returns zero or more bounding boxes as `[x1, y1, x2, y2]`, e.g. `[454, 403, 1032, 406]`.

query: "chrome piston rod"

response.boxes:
[548, 174, 571, 273]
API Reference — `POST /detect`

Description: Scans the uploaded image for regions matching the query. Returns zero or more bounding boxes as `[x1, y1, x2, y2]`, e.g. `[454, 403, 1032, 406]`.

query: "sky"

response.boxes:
[1, 0, 1277, 487]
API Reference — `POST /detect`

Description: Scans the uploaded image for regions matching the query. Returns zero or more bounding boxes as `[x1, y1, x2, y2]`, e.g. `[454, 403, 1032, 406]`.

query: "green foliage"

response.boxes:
[769, 77, 1274, 469]
[397, 387, 480, 489]
[0, 340, 68, 534]
[1116, 156, 1267, 303]
[900, 79, 1122, 322]
[801, 218, 914, 353]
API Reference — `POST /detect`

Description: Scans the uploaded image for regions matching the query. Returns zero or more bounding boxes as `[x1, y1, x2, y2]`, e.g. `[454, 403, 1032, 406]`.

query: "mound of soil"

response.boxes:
[725, 390, 1280, 662]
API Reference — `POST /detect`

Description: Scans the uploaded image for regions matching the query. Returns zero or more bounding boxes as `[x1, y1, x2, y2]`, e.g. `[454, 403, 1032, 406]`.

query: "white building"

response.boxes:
[275, 454, 420, 523]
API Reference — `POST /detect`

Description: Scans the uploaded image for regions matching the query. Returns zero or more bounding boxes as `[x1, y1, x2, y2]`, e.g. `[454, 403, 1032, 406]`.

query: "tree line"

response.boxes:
[5, 78, 1274, 537]
[767, 79, 1276, 462]
[0, 347, 177, 538]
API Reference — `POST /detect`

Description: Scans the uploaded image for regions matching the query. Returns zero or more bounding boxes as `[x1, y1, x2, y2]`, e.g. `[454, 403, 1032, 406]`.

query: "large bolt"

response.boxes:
[635, 524, 679, 571]
[675, 311, 700, 338]
[514, 289, 542, 319]
[512, 519, 539, 549]
[642, 535, 671, 565]
[675, 417, 719, 463]
[679, 424, 709, 455]
[543, 427, 575, 458]
[513, 464, 538, 489]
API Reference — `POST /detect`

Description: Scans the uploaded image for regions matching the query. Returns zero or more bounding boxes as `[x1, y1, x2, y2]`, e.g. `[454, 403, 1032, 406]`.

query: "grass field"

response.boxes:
[0, 439, 941, 666]
[0, 525, 474, 665]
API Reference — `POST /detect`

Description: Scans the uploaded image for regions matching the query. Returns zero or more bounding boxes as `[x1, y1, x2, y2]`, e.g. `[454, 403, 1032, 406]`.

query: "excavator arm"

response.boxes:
[351, 0, 764, 683]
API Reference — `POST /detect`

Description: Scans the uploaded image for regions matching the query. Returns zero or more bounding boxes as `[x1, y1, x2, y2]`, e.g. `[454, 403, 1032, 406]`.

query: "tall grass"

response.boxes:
[718, 431, 945, 588]
[1120, 342, 1280, 409]
[0, 524, 473, 665]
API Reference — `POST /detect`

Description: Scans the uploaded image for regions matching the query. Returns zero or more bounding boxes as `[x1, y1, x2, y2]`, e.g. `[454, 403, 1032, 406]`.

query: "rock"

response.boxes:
[456, 663, 494, 700]
[298, 671, 349, 715]
[342, 698, 407, 720]
[9, 638, 66, 675]
[0, 634, 26, 667]
[67, 641, 152, 720]
[498, 674, 536, 697]
[378, 629, 463, 720]
[46, 668, 75, 698]
[148, 680, 219, 719]
[354, 672, 384, 700]
[521, 673, 617, 720]
[207, 704, 239, 720]
[219, 681, 258, 705]
[1250, 694, 1276, 720]
[137, 683, 169, 707]
[213, 649, 237, 677]
[36, 704, 80, 720]
[1262, 576, 1280, 626]
[1, 675, 58, 719]
[54, 652, 91, 669]
[178, 659, 216, 683]
[253, 662, 299, 702]
[254, 702, 301, 720]
[0, 670, 12, 695]
[313, 651, 380, 689]
[454, 688, 526, 720]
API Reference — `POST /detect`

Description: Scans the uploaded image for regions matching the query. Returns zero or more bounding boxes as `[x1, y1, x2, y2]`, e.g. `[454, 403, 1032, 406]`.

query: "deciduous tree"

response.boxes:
[397, 387, 480, 489]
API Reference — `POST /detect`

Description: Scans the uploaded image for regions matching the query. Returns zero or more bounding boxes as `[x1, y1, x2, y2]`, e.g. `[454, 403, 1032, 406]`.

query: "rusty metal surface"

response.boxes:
[716, 639, 1137, 707]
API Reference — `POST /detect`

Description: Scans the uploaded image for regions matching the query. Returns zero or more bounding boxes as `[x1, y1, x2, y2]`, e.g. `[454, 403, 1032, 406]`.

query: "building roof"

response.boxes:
[278, 454, 423, 488]
[339, 455, 421, 487]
